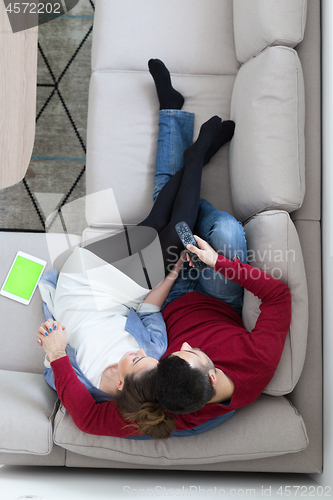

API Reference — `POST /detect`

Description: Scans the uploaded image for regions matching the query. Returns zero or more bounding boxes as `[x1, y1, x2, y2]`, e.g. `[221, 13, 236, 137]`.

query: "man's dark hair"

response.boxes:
[156, 355, 216, 414]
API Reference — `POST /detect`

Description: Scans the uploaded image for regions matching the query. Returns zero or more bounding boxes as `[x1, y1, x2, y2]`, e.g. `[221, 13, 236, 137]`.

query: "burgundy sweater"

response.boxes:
[51, 255, 291, 437]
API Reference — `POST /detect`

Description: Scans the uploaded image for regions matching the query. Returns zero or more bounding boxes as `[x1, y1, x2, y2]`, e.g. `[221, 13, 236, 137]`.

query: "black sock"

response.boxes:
[148, 59, 184, 110]
[204, 120, 235, 165]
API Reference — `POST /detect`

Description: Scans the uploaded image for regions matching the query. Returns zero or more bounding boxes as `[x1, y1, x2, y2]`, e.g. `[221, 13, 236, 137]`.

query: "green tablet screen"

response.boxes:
[3, 256, 44, 300]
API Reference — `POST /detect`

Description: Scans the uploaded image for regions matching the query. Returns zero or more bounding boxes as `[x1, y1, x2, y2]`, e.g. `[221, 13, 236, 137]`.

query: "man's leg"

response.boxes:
[141, 110, 195, 232]
[153, 111, 195, 203]
[148, 59, 194, 204]
[192, 199, 247, 314]
[161, 201, 246, 311]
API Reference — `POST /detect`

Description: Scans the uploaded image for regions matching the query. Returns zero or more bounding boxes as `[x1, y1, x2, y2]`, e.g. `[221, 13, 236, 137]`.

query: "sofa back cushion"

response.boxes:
[229, 46, 305, 222]
[92, 0, 239, 75]
[242, 211, 308, 395]
[233, 0, 307, 63]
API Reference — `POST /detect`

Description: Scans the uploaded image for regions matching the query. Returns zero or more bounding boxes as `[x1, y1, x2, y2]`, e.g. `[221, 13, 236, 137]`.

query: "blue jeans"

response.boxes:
[153, 110, 247, 316]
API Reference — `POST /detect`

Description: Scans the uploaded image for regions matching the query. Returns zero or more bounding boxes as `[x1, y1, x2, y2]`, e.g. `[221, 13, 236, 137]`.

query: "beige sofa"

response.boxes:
[0, 0, 322, 473]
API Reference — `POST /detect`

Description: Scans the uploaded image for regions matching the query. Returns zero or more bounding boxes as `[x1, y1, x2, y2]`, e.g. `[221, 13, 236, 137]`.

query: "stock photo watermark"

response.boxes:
[165, 244, 296, 283]
[43, 189, 297, 312]
[122, 484, 332, 497]
[3, 0, 80, 32]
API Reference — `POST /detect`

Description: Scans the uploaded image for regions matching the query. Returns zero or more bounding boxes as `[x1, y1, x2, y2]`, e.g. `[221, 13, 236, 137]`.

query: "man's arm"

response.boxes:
[51, 356, 141, 436]
[36, 322, 141, 436]
[187, 234, 291, 309]
[187, 235, 291, 361]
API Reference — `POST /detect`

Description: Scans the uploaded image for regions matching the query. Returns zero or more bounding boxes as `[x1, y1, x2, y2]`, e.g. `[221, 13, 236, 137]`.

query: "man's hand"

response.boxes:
[36, 318, 67, 363]
[186, 235, 219, 268]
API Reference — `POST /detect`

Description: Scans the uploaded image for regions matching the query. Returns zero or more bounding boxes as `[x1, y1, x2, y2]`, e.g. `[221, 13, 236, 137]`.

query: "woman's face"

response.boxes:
[118, 349, 159, 380]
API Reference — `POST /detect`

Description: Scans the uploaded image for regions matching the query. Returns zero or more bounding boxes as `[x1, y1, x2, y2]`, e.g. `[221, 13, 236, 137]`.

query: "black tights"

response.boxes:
[138, 152, 204, 272]
[85, 115, 228, 285]
[85, 149, 204, 281]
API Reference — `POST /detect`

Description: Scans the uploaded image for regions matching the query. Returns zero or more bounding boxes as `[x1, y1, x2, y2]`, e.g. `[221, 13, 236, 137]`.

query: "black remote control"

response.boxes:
[175, 221, 206, 269]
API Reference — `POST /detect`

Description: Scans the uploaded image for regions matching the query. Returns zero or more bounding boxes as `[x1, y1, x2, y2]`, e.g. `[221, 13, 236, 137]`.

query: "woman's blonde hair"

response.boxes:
[116, 368, 175, 439]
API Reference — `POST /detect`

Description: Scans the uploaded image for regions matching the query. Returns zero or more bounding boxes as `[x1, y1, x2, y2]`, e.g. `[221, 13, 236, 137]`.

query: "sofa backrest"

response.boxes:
[233, 0, 307, 63]
[229, 46, 306, 222]
[91, 0, 239, 75]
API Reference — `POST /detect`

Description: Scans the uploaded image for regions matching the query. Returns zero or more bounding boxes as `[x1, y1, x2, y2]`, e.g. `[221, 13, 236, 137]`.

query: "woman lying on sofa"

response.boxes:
[37, 59, 237, 439]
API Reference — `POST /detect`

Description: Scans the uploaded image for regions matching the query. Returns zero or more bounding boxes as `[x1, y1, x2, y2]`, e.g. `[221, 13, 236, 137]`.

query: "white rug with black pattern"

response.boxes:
[0, 0, 94, 233]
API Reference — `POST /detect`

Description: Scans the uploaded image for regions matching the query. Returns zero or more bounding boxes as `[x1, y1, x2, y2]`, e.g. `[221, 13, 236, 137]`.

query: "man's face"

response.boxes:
[118, 348, 159, 380]
[171, 342, 215, 373]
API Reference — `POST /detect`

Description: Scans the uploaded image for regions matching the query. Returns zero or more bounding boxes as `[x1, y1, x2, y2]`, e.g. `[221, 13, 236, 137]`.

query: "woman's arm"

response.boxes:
[142, 252, 186, 308]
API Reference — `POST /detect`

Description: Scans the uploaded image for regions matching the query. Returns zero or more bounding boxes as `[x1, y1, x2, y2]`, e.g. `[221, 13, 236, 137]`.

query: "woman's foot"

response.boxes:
[183, 116, 224, 163]
[148, 59, 184, 110]
[204, 120, 235, 165]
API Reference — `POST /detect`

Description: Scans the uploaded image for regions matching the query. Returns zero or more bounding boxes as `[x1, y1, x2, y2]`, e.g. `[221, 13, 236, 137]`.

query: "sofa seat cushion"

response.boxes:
[53, 394, 308, 466]
[86, 71, 237, 226]
[233, 0, 307, 63]
[0, 232, 80, 374]
[243, 211, 308, 395]
[91, 0, 239, 75]
[0, 370, 59, 455]
[229, 46, 305, 222]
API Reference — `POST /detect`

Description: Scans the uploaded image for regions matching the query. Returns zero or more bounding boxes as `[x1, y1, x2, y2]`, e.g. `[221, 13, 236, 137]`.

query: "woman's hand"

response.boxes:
[186, 235, 219, 268]
[36, 318, 67, 363]
[142, 252, 186, 308]
[166, 251, 187, 280]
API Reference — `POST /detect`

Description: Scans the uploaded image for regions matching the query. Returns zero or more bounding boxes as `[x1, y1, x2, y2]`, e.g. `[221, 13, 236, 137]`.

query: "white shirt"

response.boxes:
[39, 246, 150, 388]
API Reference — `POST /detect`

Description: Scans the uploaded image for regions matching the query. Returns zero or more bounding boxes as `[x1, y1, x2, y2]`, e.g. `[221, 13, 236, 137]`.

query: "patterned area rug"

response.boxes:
[0, 0, 95, 232]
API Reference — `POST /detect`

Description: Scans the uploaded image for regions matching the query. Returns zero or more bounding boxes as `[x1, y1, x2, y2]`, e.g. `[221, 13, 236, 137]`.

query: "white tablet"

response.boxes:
[0, 251, 47, 305]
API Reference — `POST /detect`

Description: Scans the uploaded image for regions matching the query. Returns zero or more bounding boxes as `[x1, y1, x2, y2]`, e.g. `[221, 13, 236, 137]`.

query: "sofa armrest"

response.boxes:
[0, 370, 59, 455]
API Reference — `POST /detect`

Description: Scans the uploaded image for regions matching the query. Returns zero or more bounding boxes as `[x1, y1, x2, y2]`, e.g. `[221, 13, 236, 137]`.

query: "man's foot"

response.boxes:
[148, 59, 184, 110]
[204, 120, 235, 165]
[183, 116, 223, 163]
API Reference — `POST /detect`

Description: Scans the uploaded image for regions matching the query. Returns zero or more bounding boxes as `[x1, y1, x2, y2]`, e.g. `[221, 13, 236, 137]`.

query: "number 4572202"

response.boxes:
[5, 3, 62, 14]
[277, 486, 331, 497]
